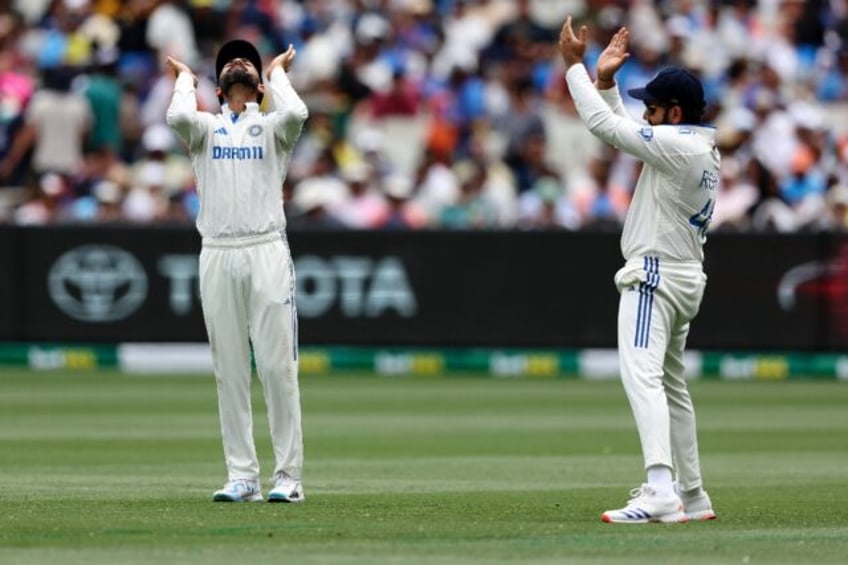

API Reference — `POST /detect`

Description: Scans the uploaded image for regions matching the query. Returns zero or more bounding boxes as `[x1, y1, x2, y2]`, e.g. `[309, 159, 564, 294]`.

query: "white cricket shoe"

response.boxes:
[679, 487, 717, 521]
[268, 473, 305, 503]
[212, 479, 263, 502]
[601, 484, 688, 524]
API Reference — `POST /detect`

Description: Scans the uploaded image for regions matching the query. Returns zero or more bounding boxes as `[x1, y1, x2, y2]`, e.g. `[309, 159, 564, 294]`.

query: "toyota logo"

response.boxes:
[48, 245, 148, 322]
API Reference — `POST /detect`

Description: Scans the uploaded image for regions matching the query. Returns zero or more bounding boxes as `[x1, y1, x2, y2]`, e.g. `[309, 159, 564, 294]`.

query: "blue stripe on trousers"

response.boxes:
[634, 257, 660, 349]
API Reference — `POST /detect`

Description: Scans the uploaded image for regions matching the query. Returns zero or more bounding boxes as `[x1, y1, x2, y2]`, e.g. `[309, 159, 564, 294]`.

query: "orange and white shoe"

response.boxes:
[601, 484, 688, 524]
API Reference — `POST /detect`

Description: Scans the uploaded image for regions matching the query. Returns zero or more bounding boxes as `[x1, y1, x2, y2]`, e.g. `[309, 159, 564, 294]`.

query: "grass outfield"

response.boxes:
[0, 370, 846, 564]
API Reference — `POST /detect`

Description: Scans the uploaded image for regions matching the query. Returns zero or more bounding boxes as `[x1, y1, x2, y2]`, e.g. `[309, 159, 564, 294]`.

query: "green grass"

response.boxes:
[0, 370, 847, 564]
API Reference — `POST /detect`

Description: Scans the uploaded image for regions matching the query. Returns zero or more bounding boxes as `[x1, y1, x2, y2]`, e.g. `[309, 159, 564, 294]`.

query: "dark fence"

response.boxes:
[1, 225, 845, 350]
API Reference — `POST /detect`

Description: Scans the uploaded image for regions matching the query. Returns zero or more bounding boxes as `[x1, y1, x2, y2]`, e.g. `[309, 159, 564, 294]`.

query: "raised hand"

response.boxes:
[267, 44, 296, 79]
[597, 27, 630, 82]
[166, 56, 192, 78]
[165, 56, 198, 87]
[558, 16, 589, 68]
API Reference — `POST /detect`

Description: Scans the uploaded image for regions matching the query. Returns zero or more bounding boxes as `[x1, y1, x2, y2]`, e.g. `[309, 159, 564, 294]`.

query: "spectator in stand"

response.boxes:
[81, 45, 123, 156]
[835, 134, 848, 189]
[748, 158, 799, 233]
[429, 0, 503, 81]
[0, 66, 91, 182]
[496, 76, 547, 193]
[517, 175, 579, 231]
[0, 11, 34, 187]
[288, 177, 346, 231]
[123, 155, 167, 223]
[299, 145, 349, 210]
[375, 172, 427, 230]
[158, 191, 190, 224]
[452, 141, 518, 228]
[820, 184, 848, 231]
[443, 64, 488, 158]
[781, 144, 827, 217]
[91, 178, 124, 223]
[508, 127, 561, 198]
[710, 155, 758, 232]
[411, 146, 458, 225]
[816, 46, 848, 102]
[76, 143, 131, 200]
[146, 0, 199, 70]
[349, 11, 395, 94]
[486, 0, 558, 73]
[368, 67, 421, 119]
[439, 158, 499, 229]
[27, 0, 95, 70]
[571, 151, 629, 229]
[332, 160, 389, 230]
[13, 172, 72, 225]
[130, 122, 193, 209]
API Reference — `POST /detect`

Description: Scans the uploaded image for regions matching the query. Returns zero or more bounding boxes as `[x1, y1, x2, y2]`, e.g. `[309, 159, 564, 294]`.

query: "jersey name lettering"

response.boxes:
[212, 146, 264, 160]
[698, 169, 718, 191]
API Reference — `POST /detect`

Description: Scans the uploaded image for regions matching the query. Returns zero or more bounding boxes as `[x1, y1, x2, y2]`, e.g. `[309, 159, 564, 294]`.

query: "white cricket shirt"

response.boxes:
[166, 68, 308, 238]
[566, 64, 721, 264]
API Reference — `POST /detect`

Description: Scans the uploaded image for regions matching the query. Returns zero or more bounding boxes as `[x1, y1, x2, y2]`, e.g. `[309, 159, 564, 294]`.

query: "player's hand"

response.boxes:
[166, 56, 192, 77]
[267, 44, 296, 79]
[166, 56, 198, 86]
[558, 16, 588, 68]
[597, 27, 630, 82]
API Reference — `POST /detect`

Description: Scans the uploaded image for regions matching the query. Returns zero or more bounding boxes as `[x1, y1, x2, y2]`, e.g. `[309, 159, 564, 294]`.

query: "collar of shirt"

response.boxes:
[220, 102, 260, 123]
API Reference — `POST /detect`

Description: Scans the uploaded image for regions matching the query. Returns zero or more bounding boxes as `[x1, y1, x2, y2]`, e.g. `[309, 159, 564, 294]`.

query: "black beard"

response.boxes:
[219, 67, 260, 96]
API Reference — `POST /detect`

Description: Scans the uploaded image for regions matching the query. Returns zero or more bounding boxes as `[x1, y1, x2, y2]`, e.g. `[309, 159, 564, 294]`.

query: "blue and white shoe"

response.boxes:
[601, 484, 688, 524]
[212, 479, 263, 502]
[267, 473, 305, 503]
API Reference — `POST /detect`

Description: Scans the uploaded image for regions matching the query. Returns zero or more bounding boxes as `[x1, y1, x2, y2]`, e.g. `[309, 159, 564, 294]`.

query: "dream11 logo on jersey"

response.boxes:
[777, 243, 848, 341]
[48, 245, 148, 322]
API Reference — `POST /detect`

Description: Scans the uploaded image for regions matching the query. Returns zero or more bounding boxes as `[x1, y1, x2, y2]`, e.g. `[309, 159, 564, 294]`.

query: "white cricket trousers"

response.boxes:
[199, 231, 303, 483]
[615, 256, 707, 492]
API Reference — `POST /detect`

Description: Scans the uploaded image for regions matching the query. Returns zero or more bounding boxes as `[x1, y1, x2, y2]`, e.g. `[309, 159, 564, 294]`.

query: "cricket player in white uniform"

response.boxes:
[166, 39, 308, 503]
[559, 19, 719, 523]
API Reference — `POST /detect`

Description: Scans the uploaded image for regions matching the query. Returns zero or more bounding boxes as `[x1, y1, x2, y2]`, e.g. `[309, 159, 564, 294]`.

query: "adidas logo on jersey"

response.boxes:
[214, 127, 228, 135]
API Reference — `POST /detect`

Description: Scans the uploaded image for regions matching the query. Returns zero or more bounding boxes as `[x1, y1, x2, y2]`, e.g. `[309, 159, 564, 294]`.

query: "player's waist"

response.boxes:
[202, 230, 282, 248]
[624, 255, 703, 274]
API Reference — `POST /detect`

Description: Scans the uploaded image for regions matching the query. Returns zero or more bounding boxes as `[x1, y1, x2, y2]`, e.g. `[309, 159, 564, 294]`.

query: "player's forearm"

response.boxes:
[166, 72, 200, 143]
[566, 64, 622, 139]
[166, 73, 198, 122]
[267, 68, 309, 146]
[598, 80, 629, 118]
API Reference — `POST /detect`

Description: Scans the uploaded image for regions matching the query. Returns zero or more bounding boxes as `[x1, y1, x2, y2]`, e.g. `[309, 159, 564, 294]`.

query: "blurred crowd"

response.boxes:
[1, 0, 848, 232]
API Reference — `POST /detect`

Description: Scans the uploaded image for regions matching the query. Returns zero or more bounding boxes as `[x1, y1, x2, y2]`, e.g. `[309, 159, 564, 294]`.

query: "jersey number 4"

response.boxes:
[688, 199, 714, 238]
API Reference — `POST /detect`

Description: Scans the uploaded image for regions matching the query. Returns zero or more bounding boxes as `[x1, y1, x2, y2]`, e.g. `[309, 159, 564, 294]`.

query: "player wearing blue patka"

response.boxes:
[559, 18, 718, 524]
[166, 40, 307, 503]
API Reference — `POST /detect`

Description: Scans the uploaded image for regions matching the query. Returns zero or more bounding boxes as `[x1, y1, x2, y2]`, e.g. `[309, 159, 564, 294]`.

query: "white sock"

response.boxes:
[647, 465, 674, 496]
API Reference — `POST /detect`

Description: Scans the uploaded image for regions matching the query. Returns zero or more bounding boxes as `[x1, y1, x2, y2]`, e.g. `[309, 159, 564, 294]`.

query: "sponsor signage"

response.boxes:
[1, 227, 847, 350]
[14, 226, 202, 341]
[0, 227, 16, 337]
[48, 244, 148, 322]
[694, 233, 847, 350]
